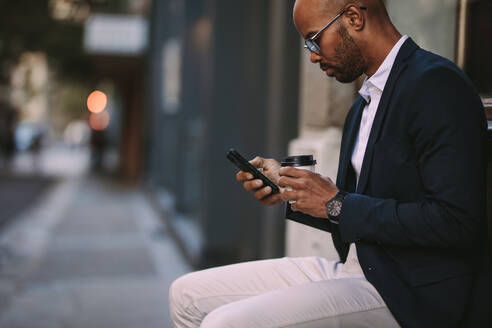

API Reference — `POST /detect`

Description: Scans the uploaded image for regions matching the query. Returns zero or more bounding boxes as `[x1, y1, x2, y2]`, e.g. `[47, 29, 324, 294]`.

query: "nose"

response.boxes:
[310, 51, 323, 64]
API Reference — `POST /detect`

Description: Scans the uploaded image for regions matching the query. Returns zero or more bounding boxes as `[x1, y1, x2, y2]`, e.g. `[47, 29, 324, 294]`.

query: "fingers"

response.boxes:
[259, 192, 284, 206]
[251, 185, 283, 202]
[280, 189, 298, 203]
[253, 185, 272, 200]
[244, 179, 264, 191]
[236, 171, 253, 182]
[241, 181, 284, 205]
[278, 176, 304, 189]
[279, 167, 309, 178]
[236, 171, 282, 205]
[234, 156, 285, 207]
[290, 201, 302, 212]
[252, 186, 285, 206]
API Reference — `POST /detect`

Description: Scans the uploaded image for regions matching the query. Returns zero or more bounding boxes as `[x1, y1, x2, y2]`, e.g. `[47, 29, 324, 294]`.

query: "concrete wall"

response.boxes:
[386, 0, 458, 61]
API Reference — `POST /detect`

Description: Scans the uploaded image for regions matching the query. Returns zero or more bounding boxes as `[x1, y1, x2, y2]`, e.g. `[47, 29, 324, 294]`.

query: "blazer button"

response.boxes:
[368, 266, 373, 271]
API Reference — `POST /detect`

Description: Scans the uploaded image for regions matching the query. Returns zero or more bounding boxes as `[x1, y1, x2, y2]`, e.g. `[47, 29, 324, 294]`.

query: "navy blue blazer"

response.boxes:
[286, 38, 490, 328]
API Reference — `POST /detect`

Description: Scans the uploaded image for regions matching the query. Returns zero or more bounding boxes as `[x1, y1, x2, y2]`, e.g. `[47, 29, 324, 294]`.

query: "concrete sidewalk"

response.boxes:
[0, 175, 191, 328]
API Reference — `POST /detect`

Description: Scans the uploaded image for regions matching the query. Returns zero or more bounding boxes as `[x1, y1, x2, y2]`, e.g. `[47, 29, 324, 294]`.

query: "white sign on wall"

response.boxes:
[84, 14, 148, 55]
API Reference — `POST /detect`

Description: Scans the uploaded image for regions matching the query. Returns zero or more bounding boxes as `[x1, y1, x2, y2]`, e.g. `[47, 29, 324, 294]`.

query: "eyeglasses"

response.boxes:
[304, 6, 367, 55]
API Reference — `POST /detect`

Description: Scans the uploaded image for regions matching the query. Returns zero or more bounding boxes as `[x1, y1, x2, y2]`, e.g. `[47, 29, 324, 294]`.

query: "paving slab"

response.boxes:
[54, 208, 139, 235]
[0, 174, 58, 229]
[31, 247, 156, 282]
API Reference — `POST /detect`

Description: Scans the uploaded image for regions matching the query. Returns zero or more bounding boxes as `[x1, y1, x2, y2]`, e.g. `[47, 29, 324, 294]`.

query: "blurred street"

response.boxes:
[0, 147, 191, 328]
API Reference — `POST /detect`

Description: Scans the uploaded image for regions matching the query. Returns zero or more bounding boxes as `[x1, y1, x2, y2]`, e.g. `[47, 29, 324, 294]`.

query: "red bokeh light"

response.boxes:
[87, 90, 107, 113]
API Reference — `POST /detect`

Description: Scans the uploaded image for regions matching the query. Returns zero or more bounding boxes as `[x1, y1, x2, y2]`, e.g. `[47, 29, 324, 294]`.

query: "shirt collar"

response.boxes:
[359, 35, 408, 103]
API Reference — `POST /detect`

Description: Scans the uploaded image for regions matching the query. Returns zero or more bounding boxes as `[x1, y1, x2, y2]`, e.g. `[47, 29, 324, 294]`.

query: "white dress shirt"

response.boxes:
[341, 35, 409, 275]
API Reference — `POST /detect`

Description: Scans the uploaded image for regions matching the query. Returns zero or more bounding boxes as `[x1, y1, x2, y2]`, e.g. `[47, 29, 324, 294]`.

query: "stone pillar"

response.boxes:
[385, 0, 458, 62]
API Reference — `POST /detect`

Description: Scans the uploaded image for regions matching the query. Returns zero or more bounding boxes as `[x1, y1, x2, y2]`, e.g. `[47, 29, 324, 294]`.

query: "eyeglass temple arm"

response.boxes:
[309, 6, 367, 41]
[309, 10, 345, 41]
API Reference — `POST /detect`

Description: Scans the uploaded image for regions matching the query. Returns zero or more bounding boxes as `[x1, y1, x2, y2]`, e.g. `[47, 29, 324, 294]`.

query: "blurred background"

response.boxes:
[0, 0, 490, 326]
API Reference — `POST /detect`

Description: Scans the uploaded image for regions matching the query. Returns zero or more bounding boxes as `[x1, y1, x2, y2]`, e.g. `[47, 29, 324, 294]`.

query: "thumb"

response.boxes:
[249, 156, 264, 168]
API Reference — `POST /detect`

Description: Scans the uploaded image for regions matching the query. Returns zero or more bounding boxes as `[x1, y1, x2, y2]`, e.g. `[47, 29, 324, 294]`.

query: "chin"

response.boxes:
[335, 72, 362, 84]
[335, 75, 357, 84]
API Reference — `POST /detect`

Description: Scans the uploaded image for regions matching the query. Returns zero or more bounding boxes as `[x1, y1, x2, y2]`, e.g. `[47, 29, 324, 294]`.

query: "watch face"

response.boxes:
[327, 200, 343, 217]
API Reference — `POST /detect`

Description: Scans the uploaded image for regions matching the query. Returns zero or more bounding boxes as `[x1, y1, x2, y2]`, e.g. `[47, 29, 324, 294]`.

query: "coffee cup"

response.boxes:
[280, 155, 317, 204]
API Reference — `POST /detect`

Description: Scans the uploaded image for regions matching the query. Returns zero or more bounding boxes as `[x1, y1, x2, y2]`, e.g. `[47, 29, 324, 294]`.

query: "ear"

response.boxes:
[344, 5, 365, 31]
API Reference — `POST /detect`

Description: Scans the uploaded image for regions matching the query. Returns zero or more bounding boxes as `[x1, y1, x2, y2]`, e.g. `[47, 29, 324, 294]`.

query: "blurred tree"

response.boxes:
[0, 0, 140, 83]
[0, 0, 92, 83]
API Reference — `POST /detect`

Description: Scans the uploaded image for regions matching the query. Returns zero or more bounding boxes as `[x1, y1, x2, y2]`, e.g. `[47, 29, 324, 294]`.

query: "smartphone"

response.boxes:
[226, 148, 280, 194]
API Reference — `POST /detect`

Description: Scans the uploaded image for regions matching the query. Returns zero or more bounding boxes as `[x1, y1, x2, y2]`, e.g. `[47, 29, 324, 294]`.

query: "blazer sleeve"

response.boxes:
[285, 203, 337, 233]
[338, 66, 487, 249]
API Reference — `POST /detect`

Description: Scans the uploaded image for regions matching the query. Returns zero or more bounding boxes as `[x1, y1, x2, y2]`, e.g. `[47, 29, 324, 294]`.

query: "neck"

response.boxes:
[364, 27, 402, 77]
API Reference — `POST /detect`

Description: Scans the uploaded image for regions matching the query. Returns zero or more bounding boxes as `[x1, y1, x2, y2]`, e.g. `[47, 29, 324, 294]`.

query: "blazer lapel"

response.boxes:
[337, 97, 365, 189]
[356, 38, 419, 194]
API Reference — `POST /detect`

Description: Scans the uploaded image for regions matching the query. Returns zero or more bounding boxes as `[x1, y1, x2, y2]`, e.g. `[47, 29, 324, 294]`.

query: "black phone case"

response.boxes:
[226, 149, 280, 194]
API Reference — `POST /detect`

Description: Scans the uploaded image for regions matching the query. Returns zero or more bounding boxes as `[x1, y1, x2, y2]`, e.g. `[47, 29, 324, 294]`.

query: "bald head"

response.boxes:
[319, 0, 363, 14]
[337, 0, 391, 21]
[293, 0, 402, 80]
[294, 0, 392, 31]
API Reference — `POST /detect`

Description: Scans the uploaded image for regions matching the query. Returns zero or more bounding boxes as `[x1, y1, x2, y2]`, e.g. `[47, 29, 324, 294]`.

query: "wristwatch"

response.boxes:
[325, 190, 349, 221]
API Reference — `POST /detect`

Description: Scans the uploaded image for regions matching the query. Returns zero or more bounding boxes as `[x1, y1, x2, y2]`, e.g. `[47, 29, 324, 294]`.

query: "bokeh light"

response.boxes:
[86, 90, 107, 113]
[89, 110, 110, 130]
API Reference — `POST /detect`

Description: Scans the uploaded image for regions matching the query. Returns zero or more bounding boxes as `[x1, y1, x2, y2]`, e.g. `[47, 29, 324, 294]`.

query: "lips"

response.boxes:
[321, 64, 335, 76]
[321, 63, 333, 71]
[325, 68, 335, 76]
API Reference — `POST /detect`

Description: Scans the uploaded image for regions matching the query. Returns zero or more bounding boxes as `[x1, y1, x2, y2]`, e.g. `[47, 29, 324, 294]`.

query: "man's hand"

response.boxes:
[235, 157, 284, 206]
[278, 167, 338, 218]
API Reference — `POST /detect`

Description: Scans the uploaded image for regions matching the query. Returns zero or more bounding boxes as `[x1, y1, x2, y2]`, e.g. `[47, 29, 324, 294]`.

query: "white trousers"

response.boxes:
[169, 256, 400, 328]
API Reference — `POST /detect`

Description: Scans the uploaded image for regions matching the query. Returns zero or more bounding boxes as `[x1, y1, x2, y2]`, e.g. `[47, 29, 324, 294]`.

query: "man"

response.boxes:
[169, 0, 489, 327]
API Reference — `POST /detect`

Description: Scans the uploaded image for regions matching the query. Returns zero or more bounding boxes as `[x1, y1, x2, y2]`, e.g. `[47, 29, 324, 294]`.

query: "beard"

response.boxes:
[330, 24, 366, 83]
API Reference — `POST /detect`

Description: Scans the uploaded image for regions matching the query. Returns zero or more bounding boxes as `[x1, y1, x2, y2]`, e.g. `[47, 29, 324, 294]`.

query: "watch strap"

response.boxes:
[326, 190, 348, 222]
[333, 190, 349, 202]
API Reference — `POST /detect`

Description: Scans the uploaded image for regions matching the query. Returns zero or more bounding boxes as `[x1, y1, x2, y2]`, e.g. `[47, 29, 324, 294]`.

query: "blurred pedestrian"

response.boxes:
[90, 129, 107, 171]
[0, 100, 19, 171]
